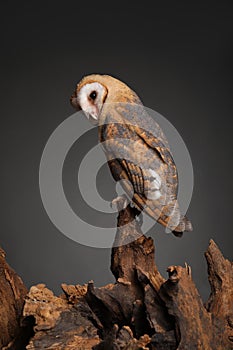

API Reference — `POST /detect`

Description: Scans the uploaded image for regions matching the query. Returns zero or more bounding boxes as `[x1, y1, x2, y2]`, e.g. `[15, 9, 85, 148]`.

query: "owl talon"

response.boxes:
[130, 204, 143, 226]
[111, 195, 129, 212]
[136, 214, 143, 227]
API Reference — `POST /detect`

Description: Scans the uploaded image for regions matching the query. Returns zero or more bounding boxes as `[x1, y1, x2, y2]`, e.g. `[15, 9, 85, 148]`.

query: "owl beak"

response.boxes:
[84, 110, 98, 125]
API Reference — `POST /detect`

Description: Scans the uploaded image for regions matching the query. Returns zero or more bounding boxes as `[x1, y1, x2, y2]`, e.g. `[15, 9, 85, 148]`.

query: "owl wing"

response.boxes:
[115, 102, 176, 165]
[107, 156, 166, 221]
[100, 104, 191, 232]
[102, 133, 177, 225]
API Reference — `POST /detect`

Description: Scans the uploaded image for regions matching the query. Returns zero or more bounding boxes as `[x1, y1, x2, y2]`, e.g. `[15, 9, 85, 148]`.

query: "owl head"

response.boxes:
[70, 74, 141, 124]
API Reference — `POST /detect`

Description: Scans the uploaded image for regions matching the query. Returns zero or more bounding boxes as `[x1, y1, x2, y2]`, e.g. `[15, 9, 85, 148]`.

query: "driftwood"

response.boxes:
[0, 247, 30, 350]
[1, 205, 233, 349]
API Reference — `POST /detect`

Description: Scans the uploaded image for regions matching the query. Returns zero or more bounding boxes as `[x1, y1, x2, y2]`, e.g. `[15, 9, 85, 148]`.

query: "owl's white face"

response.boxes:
[72, 82, 107, 125]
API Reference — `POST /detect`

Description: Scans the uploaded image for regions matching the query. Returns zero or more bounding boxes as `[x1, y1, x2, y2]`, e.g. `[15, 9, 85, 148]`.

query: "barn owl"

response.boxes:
[70, 74, 192, 236]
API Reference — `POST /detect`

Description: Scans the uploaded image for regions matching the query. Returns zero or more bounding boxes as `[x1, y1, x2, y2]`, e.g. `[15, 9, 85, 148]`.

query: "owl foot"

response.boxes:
[136, 213, 143, 227]
[111, 194, 129, 212]
[130, 204, 143, 226]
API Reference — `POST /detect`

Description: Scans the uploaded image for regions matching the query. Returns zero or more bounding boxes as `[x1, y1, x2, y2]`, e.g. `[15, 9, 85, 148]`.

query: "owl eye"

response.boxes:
[89, 91, 97, 100]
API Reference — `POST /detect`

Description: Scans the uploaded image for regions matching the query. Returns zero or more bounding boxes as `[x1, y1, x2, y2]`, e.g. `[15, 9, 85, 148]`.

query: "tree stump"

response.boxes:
[1, 205, 232, 349]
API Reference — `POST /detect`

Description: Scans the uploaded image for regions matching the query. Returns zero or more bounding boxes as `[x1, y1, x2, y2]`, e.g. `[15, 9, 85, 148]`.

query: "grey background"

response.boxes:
[1, 1, 233, 300]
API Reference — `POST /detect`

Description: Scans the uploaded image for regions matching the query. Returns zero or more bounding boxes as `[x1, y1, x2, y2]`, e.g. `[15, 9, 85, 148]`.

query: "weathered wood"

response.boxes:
[159, 265, 212, 350]
[205, 240, 233, 349]
[1, 206, 232, 349]
[23, 284, 100, 350]
[0, 246, 31, 350]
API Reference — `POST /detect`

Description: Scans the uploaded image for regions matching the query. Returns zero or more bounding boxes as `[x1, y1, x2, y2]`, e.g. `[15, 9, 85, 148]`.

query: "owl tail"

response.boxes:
[172, 215, 193, 237]
[157, 200, 193, 237]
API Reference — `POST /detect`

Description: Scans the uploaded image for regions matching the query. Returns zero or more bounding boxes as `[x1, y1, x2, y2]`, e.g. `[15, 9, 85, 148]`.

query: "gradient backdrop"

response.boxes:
[1, 1, 233, 300]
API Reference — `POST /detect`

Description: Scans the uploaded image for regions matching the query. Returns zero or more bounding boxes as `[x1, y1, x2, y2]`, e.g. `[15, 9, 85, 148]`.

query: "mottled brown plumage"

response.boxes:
[70, 74, 192, 235]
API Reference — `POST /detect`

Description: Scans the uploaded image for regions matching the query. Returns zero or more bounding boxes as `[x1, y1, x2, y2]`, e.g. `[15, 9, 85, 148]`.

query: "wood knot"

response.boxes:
[167, 266, 179, 283]
[117, 278, 131, 286]
[0, 247, 6, 258]
[227, 315, 233, 328]
[87, 280, 95, 293]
